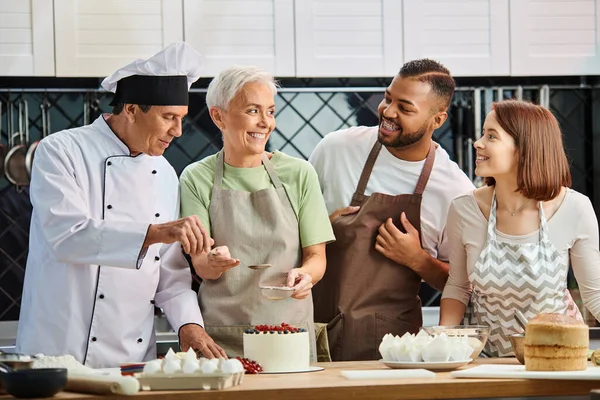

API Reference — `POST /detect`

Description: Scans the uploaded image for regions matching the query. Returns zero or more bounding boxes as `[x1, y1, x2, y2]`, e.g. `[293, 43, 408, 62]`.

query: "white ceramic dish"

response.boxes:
[380, 358, 472, 371]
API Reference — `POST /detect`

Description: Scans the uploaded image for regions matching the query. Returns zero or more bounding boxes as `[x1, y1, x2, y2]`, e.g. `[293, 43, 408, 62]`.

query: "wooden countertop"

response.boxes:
[27, 359, 600, 400]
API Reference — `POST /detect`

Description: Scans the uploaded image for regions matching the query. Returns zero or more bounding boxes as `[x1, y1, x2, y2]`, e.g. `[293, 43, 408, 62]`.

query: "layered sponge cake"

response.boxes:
[524, 313, 589, 371]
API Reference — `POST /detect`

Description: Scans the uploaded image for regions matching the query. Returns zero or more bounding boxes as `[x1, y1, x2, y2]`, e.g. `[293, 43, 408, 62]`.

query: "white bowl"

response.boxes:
[259, 286, 294, 300]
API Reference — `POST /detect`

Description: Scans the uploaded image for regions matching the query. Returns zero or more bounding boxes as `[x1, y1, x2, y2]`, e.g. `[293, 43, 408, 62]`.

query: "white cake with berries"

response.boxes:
[243, 323, 310, 373]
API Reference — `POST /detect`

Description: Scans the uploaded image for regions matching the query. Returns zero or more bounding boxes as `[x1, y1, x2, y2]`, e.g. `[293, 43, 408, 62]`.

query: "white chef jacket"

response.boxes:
[16, 115, 204, 368]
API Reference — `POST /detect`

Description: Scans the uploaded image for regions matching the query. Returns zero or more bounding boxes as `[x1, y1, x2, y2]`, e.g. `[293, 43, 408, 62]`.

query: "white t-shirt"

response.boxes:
[308, 126, 475, 261]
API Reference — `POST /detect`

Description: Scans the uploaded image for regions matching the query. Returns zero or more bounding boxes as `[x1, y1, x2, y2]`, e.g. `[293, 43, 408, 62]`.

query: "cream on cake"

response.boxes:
[524, 313, 589, 371]
[243, 323, 309, 373]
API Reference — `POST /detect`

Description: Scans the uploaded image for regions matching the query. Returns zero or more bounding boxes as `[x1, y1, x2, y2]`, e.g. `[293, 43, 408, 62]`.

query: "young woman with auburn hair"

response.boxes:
[439, 99, 600, 357]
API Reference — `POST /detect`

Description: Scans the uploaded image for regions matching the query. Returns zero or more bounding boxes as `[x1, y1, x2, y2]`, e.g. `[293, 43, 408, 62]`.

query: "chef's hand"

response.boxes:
[375, 212, 424, 269]
[144, 215, 214, 256]
[207, 246, 240, 273]
[329, 205, 360, 224]
[287, 268, 313, 300]
[179, 324, 227, 359]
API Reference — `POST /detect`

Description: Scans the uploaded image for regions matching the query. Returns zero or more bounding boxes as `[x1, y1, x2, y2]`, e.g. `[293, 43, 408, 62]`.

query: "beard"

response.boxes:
[377, 118, 429, 148]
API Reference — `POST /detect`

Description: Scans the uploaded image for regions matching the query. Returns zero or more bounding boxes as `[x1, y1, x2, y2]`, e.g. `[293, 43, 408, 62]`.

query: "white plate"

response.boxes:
[380, 359, 472, 371]
[260, 366, 324, 374]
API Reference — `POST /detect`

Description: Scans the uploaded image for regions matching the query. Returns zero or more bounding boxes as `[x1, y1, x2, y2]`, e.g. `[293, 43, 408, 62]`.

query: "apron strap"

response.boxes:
[354, 140, 438, 197]
[488, 192, 498, 241]
[413, 141, 437, 196]
[215, 150, 225, 190]
[490, 192, 547, 242]
[354, 140, 382, 197]
[261, 152, 283, 189]
[538, 201, 548, 242]
[215, 150, 283, 190]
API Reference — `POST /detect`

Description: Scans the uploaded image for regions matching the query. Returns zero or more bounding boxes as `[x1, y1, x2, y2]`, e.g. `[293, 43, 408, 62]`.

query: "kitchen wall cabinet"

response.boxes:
[54, 0, 183, 77]
[509, 0, 600, 76]
[294, 0, 403, 77]
[403, 0, 510, 76]
[4, 0, 600, 78]
[0, 0, 54, 76]
[183, 0, 295, 77]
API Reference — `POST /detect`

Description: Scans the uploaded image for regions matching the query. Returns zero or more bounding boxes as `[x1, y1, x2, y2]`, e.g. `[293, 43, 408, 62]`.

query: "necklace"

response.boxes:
[503, 199, 532, 216]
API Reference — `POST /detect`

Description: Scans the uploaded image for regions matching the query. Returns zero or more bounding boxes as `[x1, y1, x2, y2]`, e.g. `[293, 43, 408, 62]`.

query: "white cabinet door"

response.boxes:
[295, 0, 403, 77]
[54, 0, 183, 77]
[0, 0, 54, 76]
[510, 0, 600, 76]
[183, 0, 295, 77]
[403, 0, 510, 76]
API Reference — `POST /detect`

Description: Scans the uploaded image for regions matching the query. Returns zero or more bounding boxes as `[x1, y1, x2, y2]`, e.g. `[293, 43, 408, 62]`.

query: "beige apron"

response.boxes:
[199, 151, 316, 360]
[312, 140, 436, 361]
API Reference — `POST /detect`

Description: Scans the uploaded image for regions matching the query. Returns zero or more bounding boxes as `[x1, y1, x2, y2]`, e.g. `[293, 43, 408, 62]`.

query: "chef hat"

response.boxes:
[101, 41, 203, 106]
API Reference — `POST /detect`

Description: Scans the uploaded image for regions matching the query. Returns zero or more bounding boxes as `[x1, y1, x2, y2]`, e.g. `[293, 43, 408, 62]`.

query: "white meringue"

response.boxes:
[163, 359, 182, 374]
[164, 348, 178, 362]
[183, 347, 197, 361]
[422, 333, 451, 362]
[378, 333, 395, 360]
[379, 330, 474, 363]
[220, 359, 244, 374]
[200, 361, 219, 374]
[142, 360, 162, 374]
[182, 359, 199, 374]
[449, 335, 475, 361]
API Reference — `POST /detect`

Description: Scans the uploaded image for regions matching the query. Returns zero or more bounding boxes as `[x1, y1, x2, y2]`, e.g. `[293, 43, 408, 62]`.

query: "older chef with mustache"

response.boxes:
[16, 42, 225, 368]
[180, 66, 335, 359]
[309, 59, 474, 361]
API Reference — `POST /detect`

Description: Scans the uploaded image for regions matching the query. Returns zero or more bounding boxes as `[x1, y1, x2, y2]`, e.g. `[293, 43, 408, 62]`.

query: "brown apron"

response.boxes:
[312, 140, 436, 361]
[199, 151, 316, 360]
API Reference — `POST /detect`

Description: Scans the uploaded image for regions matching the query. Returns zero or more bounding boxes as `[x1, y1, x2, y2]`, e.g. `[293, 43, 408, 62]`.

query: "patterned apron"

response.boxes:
[468, 192, 582, 357]
[199, 151, 316, 361]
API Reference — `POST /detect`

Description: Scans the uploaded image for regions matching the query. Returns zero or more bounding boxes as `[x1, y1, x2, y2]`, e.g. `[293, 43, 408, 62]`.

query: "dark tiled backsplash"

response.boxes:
[0, 84, 598, 320]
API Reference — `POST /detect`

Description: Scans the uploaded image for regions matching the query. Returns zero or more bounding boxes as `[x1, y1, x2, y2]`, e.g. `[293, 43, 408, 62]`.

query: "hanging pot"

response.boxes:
[4, 99, 31, 188]
[83, 92, 90, 126]
[462, 102, 475, 181]
[90, 93, 101, 121]
[0, 101, 7, 178]
[450, 101, 465, 170]
[83, 92, 100, 125]
[25, 98, 50, 177]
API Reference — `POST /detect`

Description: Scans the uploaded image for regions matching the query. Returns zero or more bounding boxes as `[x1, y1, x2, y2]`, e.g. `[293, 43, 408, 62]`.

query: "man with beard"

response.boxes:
[309, 59, 474, 361]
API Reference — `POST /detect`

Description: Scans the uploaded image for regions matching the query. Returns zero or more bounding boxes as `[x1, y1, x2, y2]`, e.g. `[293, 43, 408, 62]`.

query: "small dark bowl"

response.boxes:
[0, 368, 67, 398]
